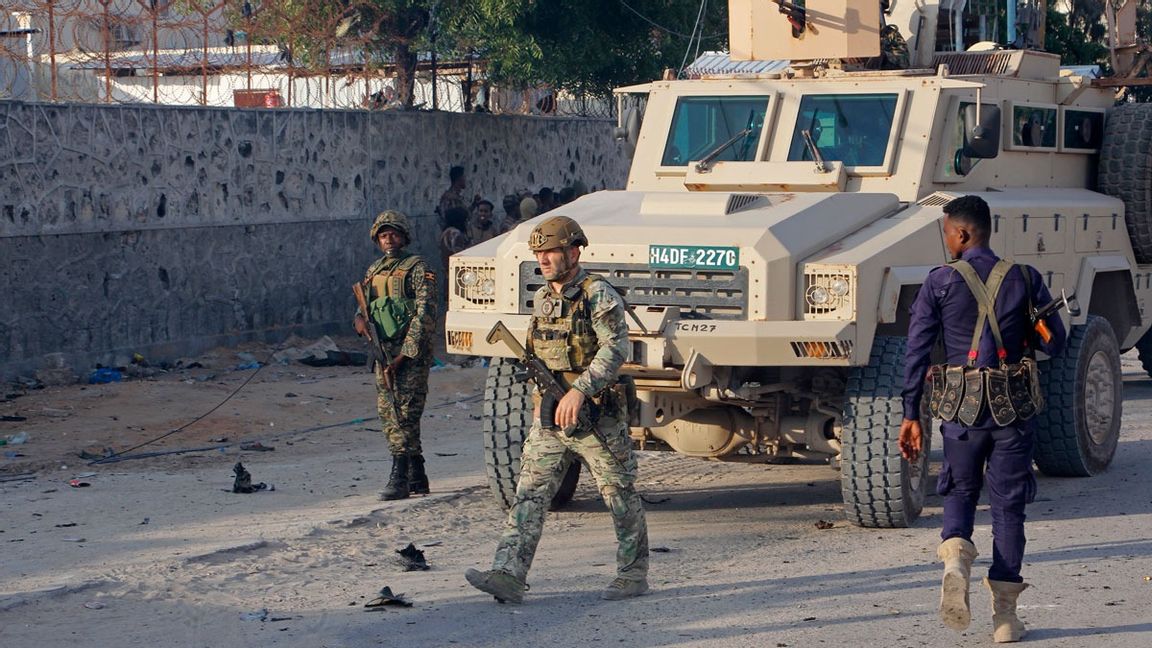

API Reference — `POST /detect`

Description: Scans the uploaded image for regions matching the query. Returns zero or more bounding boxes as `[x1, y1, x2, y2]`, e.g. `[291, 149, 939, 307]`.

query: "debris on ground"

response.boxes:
[364, 586, 412, 609]
[239, 608, 269, 622]
[88, 368, 123, 384]
[814, 520, 835, 530]
[231, 462, 269, 493]
[239, 441, 275, 452]
[78, 447, 117, 461]
[394, 543, 430, 571]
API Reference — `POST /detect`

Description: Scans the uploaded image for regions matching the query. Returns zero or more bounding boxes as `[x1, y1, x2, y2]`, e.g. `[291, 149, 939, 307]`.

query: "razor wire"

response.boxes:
[0, 0, 614, 117]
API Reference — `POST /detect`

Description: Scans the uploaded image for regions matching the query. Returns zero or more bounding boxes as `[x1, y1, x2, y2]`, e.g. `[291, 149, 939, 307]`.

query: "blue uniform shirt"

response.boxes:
[902, 245, 1067, 434]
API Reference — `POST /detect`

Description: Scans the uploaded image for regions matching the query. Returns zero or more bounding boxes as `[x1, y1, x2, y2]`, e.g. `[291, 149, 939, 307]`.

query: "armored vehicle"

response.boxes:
[445, 0, 1152, 527]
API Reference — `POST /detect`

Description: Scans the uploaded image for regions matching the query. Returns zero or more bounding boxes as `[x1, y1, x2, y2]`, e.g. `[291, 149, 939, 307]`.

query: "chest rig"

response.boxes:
[528, 274, 602, 373]
[366, 254, 419, 342]
[923, 259, 1044, 427]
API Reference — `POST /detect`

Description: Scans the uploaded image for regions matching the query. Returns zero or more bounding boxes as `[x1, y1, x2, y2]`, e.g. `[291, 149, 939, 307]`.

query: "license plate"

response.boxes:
[649, 245, 739, 271]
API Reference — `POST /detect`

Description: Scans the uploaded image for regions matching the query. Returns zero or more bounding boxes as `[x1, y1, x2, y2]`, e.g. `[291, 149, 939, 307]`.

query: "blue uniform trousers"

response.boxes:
[938, 424, 1037, 583]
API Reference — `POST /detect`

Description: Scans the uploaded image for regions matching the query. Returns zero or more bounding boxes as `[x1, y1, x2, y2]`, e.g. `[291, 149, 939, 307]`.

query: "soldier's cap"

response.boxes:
[529, 215, 588, 251]
[370, 210, 411, 241]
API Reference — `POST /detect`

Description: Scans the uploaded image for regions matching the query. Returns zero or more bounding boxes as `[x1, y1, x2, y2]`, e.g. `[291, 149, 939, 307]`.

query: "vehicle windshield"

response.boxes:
[661, 96, 769, 166]
[787, 93, 898, 167]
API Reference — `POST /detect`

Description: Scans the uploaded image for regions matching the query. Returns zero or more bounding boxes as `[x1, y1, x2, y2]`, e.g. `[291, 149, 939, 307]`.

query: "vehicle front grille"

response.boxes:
[519, 261, 748, 320]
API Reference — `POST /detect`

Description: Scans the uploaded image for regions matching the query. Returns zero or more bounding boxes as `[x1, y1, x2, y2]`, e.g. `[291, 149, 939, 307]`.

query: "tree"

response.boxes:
[481, 0, 729, 98]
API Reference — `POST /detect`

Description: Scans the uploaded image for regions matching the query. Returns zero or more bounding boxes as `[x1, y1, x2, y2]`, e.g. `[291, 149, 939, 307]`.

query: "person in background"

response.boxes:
[467, 199, 500, 245]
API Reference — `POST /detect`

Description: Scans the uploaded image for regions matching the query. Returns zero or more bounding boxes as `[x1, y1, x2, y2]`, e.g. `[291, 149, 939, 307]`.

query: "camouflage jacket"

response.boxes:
[531, 268, 629, 396]
[362, 251, 437, 358]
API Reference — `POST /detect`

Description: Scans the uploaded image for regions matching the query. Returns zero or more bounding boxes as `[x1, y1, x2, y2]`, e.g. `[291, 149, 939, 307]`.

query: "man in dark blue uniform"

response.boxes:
[899, 195, 1067, 643]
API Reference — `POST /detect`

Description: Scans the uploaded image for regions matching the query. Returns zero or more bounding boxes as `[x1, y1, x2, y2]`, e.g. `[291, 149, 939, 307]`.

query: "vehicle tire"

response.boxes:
[1099, 102, 1152, 263]
[1134, 327, 1152, 378]
[840, 336, 931, 528]
[1034, 315, 1122, 476]
[481, 358, 580, 510]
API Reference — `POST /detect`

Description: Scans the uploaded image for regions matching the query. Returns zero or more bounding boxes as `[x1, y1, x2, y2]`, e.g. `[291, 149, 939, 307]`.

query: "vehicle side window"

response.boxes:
[787, 94, 898, 167]
[661, 96, 769, 166]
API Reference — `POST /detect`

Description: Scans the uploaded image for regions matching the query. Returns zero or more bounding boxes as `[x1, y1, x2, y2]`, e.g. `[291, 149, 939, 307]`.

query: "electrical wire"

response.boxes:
[679, 0, 710, 77]
[618, 0, 724, 41]
[88, 360, 268, 464]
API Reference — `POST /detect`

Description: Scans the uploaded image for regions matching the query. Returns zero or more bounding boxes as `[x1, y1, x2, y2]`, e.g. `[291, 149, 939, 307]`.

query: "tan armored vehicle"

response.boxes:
[445, 0, 1152, 527]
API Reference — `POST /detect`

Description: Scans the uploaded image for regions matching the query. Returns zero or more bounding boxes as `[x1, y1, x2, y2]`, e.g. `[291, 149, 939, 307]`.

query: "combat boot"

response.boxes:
[465, 568, 526, 604]
[937, 537, 979, 630]
[601, 576, 649, 600]
[408, 453, 429, 495]
[379, 454, 410, 501]
[985, 577, 1030, 643]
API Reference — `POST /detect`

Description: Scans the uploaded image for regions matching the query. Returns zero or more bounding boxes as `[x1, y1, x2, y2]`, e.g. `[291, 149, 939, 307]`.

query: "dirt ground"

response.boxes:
[2, 338, 1151, 648]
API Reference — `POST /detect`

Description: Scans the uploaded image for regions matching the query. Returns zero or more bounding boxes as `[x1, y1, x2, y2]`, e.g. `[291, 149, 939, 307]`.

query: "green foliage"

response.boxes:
[482, 0, 729, 96]
[1045, 3, 1109, 67]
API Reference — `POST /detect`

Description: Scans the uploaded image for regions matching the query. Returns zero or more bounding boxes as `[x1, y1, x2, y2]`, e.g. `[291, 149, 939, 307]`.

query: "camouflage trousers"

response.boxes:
[374, 356, 430, 456]
[491, 413, 649, 583]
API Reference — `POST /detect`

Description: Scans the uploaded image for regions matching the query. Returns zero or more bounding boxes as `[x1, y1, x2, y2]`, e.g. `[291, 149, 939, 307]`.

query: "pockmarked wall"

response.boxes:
[0, 101, 630, 381]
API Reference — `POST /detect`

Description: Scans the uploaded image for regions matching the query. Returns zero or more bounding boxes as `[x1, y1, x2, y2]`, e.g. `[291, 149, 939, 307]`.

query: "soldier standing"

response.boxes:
[900, 195, 1066, 643]
[465, 215, 649, 603]
[354, 210, 437, 501]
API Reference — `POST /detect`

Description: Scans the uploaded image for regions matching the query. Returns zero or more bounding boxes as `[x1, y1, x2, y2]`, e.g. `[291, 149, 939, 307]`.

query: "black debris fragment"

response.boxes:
[364, 586, 413, 609]
[395, 543, 430, 571]
[232, 462, 269, 493]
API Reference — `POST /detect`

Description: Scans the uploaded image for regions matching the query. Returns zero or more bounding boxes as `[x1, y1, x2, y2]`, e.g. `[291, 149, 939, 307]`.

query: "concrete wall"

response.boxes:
[0, 101, 630, 381]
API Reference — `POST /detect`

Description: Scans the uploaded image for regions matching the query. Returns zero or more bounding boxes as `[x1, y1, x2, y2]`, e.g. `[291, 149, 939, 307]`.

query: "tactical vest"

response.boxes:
[366, 254, 420, 342]
[528, 274, 604, 373]
[923, 259, 1044, 427]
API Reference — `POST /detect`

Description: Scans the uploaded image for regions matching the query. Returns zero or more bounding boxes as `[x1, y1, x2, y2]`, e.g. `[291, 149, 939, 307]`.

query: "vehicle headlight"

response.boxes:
[801, 265, 856, 320]
[807, 285, 831, 305]
[452, 262, 498, 309]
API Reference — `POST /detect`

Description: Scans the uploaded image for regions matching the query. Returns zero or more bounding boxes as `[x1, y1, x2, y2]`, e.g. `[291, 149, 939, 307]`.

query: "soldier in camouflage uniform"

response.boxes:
[353, 210, 437, 501]
[465, 215, 649, 603]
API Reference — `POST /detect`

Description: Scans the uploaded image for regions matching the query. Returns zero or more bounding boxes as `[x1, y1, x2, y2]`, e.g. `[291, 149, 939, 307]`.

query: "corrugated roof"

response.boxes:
[684, 51, 791, 78]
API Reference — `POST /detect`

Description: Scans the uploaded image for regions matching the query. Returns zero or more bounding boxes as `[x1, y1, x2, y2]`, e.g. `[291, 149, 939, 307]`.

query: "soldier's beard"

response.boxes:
[542, 257, 575, 282]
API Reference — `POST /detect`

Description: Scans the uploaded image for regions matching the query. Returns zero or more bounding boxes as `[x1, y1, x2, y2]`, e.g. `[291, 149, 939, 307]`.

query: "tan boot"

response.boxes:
[985, 577, 1029, 642]
[937, 537, 979, 630]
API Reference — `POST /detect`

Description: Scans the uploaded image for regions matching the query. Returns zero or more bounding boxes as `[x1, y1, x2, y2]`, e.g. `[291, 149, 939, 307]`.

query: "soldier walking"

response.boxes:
[900, 195, 1066, 643]
[465, 215, 649, 603]
[354, 210, 437, 501]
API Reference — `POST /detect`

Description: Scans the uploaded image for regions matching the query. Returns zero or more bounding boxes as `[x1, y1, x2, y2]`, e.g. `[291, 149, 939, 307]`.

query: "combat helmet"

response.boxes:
[528, 215, 588, 251]
[370, 210, 411, 241]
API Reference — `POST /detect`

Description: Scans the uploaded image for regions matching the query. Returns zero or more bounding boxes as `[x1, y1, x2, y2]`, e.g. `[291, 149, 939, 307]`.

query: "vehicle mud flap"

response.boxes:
[957, 367, 985, 427]
[986, 367, 1018, 427]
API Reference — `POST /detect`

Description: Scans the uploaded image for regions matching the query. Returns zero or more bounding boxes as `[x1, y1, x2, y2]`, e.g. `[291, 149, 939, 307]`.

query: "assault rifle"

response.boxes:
[1031, 289, 1080, 344]
[353, 283, 400, 418]
[352, 282, 387, 371]
[486, 321, 627, 469]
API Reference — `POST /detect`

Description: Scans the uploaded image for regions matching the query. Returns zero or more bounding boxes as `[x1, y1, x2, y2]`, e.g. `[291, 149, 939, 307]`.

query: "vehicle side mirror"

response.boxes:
[962, 104, 1001, 159]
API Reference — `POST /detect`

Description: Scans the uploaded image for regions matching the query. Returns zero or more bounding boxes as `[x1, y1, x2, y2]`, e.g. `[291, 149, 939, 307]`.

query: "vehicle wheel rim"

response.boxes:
[1084, 349, 1116, 445]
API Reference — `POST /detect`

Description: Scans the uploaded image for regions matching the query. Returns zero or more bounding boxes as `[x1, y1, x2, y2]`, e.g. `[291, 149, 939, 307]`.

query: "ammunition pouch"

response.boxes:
[924, 360, 1043, 426]
[368, 294, 414, 342]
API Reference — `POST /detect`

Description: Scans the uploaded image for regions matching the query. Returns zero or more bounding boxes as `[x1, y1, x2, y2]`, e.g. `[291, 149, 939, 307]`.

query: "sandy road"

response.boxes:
[1, 353, 1150, 647]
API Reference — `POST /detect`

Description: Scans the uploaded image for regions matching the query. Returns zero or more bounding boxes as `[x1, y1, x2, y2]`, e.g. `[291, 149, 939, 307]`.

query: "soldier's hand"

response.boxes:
[354, 314, 369, 338]
[555, 388, 585, 431]
[899, 418, 923, 462]
[382, 354, 407, 391]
